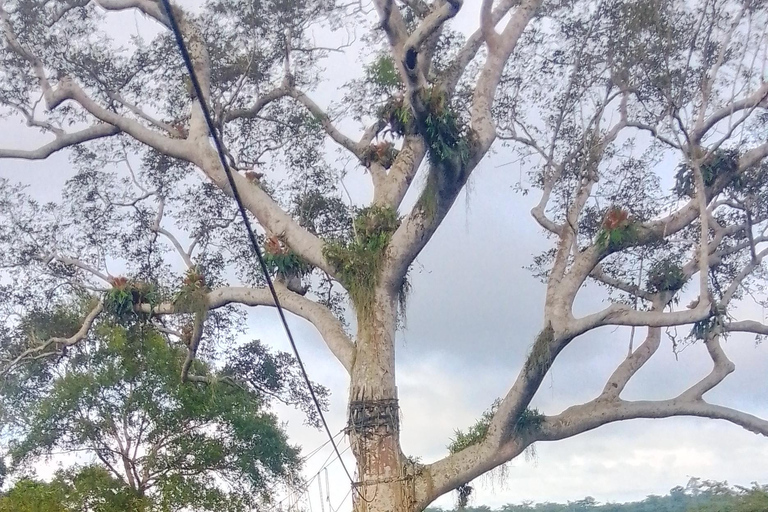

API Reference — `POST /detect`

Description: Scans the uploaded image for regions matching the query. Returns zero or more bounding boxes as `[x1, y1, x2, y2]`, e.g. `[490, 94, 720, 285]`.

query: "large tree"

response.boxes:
[1, 0, 768, 511]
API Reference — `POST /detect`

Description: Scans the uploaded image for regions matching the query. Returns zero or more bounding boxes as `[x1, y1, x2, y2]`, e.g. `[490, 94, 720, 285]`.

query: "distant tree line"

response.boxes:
[427, 478, 768, 512]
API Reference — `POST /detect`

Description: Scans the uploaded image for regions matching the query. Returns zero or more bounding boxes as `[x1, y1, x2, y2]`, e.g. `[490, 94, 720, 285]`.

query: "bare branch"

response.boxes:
[180, 310, 207, 382]
[471, 0, 544, 149]
[372, 0, 409, 52]
[375, 136, 426, 207]
[602, 325, 662, 400]
[1, 302, 104, 377]
[107, 91, 183, 137]
[678, 334, 735, 401]
[693, 81, 768, 142]
[223, 85, 291, 122]
[151, 198, 194, 268]
[0, 124, 120, 160]
[94, 0, 170, 26]
[726, 320, 768, 335]
[589, 265, 656, 303]
[144, 285, 356, 373]
[541, 398, 768, 441]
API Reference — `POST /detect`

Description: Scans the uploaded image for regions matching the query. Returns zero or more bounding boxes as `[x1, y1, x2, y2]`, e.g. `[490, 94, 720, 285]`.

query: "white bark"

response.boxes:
[146, 285, 356, 374]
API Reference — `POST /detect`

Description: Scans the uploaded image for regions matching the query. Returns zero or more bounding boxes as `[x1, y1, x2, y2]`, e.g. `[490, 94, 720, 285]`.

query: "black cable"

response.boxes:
[158, 0, 362, 498]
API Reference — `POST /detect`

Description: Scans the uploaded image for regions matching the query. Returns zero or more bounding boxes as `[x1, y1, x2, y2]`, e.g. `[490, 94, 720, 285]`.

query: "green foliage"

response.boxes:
[379, 87, 473, 172]
[646, 258, 688, 293]
[56, 465, 148, 512]
[691, 315, 721, 341]
[323, 205, 400, 316]
[2, 324, 301, 511]
[514, 407, 545, 435]
[674, 149, 740, 198]
[0, 478, 68, 512]
[173, 267, 208, 314]
[595, 224, 639, 250]
[263, 234, 311, 279]
[595, 208, 639, 251]
[379, 95, 415, 137]
[0, 467, 149, 512]
[365, 54, 402, 92]
[22, 307, 82, 340]
[447, 401, 543, 510]
[448, 400, 544, 455]
[689, 483, 768, 512]
[263, 249, 310, 276]
[103, 277, 158, 324]
[448, 402, 498, 455]
[420, 87, 472, 169]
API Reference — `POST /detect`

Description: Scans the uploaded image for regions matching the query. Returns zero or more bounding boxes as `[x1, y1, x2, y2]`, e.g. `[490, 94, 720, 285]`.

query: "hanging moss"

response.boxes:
[323, 205, 400, 319]
[525, 325, 555, 373]
[457, 484, 473, 509]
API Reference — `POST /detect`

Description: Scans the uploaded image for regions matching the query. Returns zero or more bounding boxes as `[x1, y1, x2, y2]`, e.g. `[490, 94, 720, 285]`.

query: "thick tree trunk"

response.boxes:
[348, 287, 416, 512]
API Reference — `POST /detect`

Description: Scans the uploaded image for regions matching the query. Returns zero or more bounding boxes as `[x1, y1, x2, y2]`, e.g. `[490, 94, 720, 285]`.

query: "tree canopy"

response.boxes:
[1, 0, 768, 511]
[0, 315, 325, 511]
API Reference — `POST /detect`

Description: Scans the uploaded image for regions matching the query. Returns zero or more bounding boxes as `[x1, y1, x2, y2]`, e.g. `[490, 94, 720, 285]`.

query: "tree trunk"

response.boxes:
[348, 287, 416, 512]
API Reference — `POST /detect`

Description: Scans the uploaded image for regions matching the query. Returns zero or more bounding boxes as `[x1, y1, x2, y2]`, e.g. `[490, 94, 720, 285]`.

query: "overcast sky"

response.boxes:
[1, 2, 768, 512]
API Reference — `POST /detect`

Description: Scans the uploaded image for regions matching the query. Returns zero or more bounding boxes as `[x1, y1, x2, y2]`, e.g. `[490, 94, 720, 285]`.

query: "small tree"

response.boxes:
[1, 317, 321, 511]
[1, 0, 768, 511]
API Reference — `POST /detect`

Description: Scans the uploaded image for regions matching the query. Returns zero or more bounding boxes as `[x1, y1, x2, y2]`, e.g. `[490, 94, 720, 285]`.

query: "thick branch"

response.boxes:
[541, 398, 768, 441]
[146, 285, 356, 373]
[375, 136, 426, 207]
[403, 1, 462, 56]
[194, 145, 333, 275]
[180, 310, 207, 382]
[470, 0, 543, 149]
[55, 79, 189, 159]
[0, 124, 120, 160]
[725, 320, 768, 335]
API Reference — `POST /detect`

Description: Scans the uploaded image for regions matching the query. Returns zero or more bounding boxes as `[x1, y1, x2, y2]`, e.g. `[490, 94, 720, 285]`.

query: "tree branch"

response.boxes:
[193, 146, 333, 274]
[0, 124, 121, 160]
[288, 88, 364, 158]
[223, 84, 291, 122]
[540, 398, 768, 441]
[145, 285, 356, 373]
[1, 302, 103, 377]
